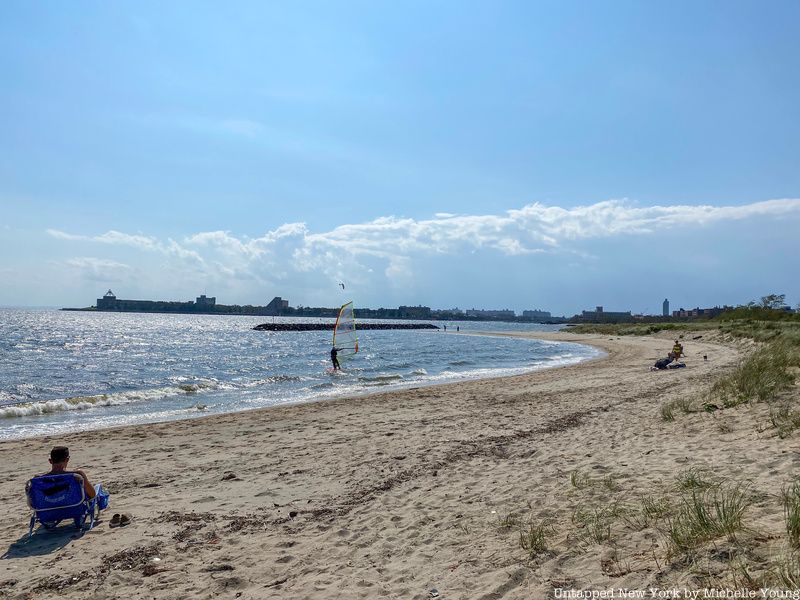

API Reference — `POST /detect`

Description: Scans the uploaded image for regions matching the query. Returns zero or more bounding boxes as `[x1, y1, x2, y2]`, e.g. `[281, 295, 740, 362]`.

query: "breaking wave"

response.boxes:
[0, 382, 221, 419]
[358, 374, 404, 386]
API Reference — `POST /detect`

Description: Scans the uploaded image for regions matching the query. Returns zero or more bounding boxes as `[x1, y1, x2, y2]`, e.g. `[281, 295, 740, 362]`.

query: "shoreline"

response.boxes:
[5, 330, 789, 598]
[0, 331, 601, 443]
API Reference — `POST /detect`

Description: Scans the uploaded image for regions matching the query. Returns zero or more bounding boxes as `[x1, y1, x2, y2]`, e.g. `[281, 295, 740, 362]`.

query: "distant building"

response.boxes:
[94, 289, 211, 313]
[465, 308, 516, 319]
[578, 305, 632, 322]
[662, 298, 669, 317]
[522, 309, 552, 320]
[97, 289, 117, 310]
[195, 294, 216, 308]
[265, 296, 289, 316]
[398, 305, 432, 319]
[430, 307, 464, 318]
[672, 306, 732, 318]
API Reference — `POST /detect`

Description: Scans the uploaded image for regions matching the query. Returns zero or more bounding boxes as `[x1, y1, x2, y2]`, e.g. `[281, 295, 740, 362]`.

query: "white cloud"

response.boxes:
[508, 198, 800, 240]
[65, 257, 129, 269]
[495, 238, 542, 256]
[94, 231, 159, 250]
[47, 197, 800, 292]
[46, 229, 87, 241]
[62, 257, 133, 282]
[164, 239, 206, 266]
[47, 229, 159, 250]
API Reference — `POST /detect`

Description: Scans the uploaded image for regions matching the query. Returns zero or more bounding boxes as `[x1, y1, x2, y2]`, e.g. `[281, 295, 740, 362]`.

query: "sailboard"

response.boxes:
[332, 301, 359, 363]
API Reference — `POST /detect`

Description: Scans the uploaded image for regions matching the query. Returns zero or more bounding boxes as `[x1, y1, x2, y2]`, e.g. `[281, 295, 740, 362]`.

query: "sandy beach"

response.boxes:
[1, 330, 795, 599]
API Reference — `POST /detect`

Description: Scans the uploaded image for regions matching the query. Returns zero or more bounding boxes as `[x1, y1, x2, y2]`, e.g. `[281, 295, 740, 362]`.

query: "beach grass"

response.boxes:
[776, 552, 800, 588]
[497, 512, 521, 531]
[566, 315, 800, 343]
[663, 483, 751, 556]
[661, 397, 696, 421]
[572, 505, 617, 545]
[519, 518, 552, 559]
[569, 469, 591, 489]
[784, 480, 800, 549]
[710, 338, 799, 407]
[675, 467, 717, 492]
[568, 469, 619, 492]
[770, 404, 800, 439]
[565, 322, 691, 336]
[621, 494, 671, 530]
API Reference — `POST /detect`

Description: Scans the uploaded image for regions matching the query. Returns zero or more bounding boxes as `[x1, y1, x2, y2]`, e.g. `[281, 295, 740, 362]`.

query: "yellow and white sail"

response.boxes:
[332, 301, 359, 360]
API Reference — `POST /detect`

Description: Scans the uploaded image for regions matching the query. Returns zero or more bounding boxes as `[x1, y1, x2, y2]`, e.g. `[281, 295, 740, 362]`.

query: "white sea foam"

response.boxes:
[0, 382, 222, 420]
[0, 395, 115, 418]
[240, 375, 303, 387]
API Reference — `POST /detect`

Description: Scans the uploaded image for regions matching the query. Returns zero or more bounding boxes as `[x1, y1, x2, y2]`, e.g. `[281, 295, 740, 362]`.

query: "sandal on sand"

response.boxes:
[110, 514, 131, 528]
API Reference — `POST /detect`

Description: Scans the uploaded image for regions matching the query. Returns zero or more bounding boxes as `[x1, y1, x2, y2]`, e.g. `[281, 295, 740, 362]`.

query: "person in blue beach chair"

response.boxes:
[25, 446, 110, 538]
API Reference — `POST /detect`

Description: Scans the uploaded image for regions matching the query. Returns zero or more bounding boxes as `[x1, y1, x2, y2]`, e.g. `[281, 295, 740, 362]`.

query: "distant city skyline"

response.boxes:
[1, 2, 799, 313]
[58, 288, 792, 320]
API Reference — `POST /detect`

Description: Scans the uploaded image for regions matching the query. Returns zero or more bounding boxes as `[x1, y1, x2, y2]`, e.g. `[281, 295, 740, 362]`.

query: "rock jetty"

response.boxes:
[253, 323, 439, 331]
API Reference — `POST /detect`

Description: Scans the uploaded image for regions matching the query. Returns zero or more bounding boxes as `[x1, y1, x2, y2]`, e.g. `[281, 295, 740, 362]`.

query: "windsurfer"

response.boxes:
[332, 301, 358, 370]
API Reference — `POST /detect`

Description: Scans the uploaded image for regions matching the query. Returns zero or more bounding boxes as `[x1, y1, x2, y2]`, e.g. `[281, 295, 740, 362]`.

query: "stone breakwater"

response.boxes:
[252, 323, 439, 331]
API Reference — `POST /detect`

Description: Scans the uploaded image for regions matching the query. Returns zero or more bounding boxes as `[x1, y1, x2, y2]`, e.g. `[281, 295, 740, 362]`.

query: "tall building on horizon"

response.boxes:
[663, 298, 669, 317]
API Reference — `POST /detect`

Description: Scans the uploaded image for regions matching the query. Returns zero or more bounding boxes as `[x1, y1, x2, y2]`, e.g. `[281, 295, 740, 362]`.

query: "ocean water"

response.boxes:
[0, 308, 601, 440]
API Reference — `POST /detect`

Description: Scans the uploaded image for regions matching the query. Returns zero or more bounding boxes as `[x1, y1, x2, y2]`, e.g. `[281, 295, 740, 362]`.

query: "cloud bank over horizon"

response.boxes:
[36, 197, 800, 312]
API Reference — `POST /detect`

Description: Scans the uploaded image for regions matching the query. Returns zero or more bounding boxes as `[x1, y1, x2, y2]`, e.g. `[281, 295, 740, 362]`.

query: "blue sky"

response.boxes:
[1, 1, 798, 315]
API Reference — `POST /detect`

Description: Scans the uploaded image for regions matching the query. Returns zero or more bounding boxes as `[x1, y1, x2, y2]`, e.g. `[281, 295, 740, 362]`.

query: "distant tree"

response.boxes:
[760, 293, 787, 309]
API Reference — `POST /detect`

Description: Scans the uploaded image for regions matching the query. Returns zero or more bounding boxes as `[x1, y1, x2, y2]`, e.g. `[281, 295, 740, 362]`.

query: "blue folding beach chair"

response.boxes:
[25, 473, 99, 538]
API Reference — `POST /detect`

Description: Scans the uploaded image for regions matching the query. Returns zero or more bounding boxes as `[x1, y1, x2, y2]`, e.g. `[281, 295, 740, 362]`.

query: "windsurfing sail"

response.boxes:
[333, 301, 359, 361]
